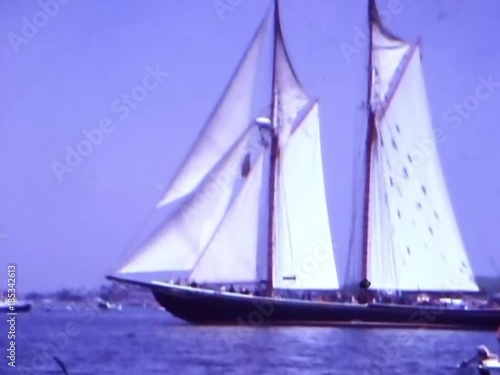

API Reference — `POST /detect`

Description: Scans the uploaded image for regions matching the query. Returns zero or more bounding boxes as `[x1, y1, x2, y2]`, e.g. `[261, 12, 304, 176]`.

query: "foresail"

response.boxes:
[118, 125, 260, 275]
[274, 102, 339, 290]
[367, 46, 478, 292]
[189, 151, 267, 284]
[156, 14, 269, 208]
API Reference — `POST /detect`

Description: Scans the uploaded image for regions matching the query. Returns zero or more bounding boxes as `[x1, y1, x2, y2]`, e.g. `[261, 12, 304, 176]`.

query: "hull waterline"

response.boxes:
[108, 276, 500, 330]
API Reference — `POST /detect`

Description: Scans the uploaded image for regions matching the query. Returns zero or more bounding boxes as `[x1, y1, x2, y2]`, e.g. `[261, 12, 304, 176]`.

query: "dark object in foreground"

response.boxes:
[53, 356, 69, 375]
[458, 345, 500, 375]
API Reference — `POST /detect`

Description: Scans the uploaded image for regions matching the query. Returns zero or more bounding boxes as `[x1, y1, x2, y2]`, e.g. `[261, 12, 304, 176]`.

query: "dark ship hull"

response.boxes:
[108, 277, 500, 330]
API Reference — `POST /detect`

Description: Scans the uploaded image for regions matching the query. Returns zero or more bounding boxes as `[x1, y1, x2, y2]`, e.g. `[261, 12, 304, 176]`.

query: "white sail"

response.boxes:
[189, 151, 267, 284]
[371, 21, 410, 112]
[118, 126, 260, 274]
[273, 102, 339, 290]
[156, 15, 269, 208]
[273, 21, 309, 146]
[367, 44, 478, 291]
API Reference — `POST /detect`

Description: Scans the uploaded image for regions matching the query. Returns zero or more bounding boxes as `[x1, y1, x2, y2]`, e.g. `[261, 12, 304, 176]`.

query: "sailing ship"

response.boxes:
[107, 0, 500, 329]
[96, 297, 122, 311]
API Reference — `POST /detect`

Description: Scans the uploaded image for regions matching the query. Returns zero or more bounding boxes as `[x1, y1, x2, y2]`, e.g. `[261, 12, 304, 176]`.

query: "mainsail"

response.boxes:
[363, 1, 478, 292]
[270, 9, 339, 290]
[274, 101, 339, 290]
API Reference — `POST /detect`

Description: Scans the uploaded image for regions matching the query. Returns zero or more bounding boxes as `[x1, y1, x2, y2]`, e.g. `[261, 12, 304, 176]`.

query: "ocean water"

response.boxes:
[1, 307, 498, 375]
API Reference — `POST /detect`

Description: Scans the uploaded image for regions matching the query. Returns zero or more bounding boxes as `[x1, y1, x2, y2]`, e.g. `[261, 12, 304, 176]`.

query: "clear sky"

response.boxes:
[1, 0, 500, 292]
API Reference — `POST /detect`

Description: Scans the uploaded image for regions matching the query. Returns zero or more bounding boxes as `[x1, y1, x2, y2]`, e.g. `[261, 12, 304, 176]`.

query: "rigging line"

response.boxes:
[278, 162, 295, 276]
[389, 145, 419, 291]
[373, 151, 383, 288]
[381, 155, 394, 290]
[376, 141, 396, 289]
[374, 148, 386, 287]
[375, 120, 400, 290]
[346, 100, 371, 286]
[345, 148, 364, 286]
[188, 147, 266, 280]
[310, 121, 329, 261]
[109, 203, 164, 274]
[382, 147, 399, 290]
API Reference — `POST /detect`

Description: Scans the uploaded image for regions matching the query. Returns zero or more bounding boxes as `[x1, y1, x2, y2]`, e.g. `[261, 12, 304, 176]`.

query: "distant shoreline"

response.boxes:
[5, 275, 500, 302]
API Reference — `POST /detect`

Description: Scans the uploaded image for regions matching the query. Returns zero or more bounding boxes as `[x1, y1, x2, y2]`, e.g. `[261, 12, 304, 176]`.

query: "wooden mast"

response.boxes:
[265, 0, 279, 297]
[361, 0, 376, 284]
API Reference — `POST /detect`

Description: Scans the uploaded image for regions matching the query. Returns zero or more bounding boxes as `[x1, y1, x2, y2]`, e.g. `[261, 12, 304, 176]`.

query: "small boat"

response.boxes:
[474, 346, 500, 375]
[458, 328, 500, 374]
[0, 298, 31, 313]
[478, 356, 500, 375]
[96, 297, 122, 311]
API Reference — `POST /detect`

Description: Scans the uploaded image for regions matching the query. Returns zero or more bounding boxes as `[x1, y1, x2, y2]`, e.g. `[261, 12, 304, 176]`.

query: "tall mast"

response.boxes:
[266, 0, 279, 297]
[361, 0, 376, 283]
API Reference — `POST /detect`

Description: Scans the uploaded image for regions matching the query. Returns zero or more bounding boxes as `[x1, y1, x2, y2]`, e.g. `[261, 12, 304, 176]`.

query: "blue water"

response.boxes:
[1, 307, 498, 374]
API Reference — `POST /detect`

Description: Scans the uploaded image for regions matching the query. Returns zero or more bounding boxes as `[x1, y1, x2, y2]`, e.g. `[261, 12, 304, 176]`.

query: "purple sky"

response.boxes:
[1, 0, 500, 292]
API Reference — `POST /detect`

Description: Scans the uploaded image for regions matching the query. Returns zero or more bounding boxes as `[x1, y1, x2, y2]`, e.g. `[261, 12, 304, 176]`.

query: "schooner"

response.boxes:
[107, 0, 500, 330]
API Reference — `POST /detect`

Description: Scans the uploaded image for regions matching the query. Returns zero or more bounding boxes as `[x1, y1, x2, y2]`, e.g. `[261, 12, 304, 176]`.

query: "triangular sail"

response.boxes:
[367, 38, 478, 291]
[118, 5, 341, 292]
[273, 102, 339, 290]
[370, 6, 411, 112]
[189, 151, 267, 284]
[156, 15, 269, 208]
[118, 125, 259, 274]
[273, 17, 309, 145]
